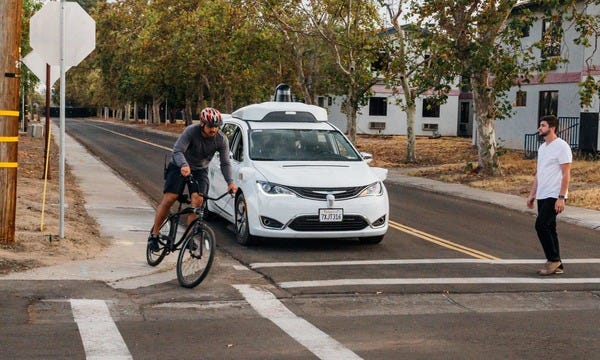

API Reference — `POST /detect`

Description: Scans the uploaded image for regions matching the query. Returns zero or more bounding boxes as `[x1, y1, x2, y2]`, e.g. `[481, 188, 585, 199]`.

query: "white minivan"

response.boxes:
[207, 98, 389, 245]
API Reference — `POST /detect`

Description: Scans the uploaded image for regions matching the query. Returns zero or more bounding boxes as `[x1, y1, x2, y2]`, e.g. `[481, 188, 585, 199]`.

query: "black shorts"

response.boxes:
[163, 162, 209, 195]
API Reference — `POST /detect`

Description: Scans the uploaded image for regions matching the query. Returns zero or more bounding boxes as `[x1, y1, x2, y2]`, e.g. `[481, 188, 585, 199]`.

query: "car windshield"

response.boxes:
[249, 129, 362, 161]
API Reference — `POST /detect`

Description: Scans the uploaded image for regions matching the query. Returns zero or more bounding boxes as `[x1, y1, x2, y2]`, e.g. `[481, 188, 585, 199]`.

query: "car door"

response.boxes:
[210, 123, 243, 220]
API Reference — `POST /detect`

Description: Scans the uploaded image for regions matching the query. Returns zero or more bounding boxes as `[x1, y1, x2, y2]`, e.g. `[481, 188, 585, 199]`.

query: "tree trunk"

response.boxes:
[184, 98, 193, 126]
[124, 103, 131, 122]
[151, 96, 163, 124]
[405, 102, 417, 163]
[133, 101, 138, 123]
[342, 87, 358, 143]
[471, 70, 500, 175]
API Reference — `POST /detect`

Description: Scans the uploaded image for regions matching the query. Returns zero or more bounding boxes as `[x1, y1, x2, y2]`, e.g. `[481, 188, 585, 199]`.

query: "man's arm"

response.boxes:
[555, 162, 571, 213]
[526, 175, 538, 209]
[172, 127, 194, 176]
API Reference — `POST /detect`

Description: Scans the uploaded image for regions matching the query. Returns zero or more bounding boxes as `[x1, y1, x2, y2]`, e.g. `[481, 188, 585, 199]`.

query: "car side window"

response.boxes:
[221, 124, 237, 144]
[230, 127, 244, 162]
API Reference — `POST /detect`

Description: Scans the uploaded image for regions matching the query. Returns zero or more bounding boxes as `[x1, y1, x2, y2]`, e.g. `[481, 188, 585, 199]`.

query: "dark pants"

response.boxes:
[163, 162, 209, 195]
[535, 198, 561, 262]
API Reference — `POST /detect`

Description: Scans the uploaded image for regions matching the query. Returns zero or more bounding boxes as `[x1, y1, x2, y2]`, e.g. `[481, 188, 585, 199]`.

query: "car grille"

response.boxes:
[288, 215, 369, 231]
[286, 186, 365, 200]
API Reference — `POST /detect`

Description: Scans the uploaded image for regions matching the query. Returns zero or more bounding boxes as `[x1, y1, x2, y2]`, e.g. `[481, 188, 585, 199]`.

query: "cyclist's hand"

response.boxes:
[227, 182, 238, 195]
[180, 165, 191, 177]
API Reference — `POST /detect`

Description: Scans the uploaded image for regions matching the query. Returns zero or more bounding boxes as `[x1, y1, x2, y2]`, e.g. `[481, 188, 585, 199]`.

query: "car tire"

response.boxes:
[235, 193, 257, 246]
[359, 235, 384, 245]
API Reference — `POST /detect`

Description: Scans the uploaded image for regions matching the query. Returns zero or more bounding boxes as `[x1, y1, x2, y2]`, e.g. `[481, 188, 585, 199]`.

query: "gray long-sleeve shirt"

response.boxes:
[171, 124, 234, 184]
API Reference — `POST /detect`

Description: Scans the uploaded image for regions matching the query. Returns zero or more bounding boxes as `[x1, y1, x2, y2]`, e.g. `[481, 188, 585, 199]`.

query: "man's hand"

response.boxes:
[555, 198, 565, 213]
[526, 195, 535, 209]
[227, 182, 238, 194]
[180, 165, 191, 177]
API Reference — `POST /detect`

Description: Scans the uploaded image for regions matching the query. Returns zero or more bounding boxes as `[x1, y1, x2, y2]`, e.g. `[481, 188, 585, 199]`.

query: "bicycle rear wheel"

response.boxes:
[176, 223, 216, 288]
[146, 219, 172, 266]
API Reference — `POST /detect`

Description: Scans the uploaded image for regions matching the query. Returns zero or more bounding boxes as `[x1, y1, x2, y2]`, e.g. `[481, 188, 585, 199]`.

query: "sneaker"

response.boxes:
[147, 234, 160, 252]
[555, 263, 565, 274]
[538, 261, 563, 276]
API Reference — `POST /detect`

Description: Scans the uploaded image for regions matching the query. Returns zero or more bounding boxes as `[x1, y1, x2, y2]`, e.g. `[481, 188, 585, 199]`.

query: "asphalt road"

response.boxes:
[3, 118, 599, 359]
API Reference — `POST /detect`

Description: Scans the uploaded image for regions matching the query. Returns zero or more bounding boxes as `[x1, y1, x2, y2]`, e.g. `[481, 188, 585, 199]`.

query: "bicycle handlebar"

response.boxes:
[183, 174, 234, 200]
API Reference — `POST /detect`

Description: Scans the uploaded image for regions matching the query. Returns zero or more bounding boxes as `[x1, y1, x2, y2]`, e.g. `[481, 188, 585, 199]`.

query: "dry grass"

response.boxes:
[356, 135, 600, 211]
[1, 133, 109, 274]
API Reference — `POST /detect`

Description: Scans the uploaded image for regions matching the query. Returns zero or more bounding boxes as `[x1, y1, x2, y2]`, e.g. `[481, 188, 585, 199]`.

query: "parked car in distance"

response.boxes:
[207, 92, 389, 246]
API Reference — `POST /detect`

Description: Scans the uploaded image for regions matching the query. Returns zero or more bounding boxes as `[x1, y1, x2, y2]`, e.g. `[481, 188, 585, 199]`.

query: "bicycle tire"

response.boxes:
[146, 219, 171, 266]
[176, 223, 216, 288]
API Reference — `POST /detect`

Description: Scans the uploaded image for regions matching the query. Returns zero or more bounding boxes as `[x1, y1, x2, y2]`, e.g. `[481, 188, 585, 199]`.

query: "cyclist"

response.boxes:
[148, 107, 238, 251]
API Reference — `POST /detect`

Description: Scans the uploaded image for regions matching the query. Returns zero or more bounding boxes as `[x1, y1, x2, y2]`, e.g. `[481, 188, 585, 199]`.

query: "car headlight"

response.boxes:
[359, 181, 383, 197]
[257, 181, 296, 196]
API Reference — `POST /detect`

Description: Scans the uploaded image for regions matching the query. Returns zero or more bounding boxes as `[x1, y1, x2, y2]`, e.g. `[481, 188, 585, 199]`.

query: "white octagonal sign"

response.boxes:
[30, 1, 96, 67]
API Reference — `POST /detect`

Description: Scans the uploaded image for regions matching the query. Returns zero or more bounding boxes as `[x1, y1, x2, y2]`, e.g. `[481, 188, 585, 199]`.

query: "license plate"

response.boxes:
[319, 208, 343, 222]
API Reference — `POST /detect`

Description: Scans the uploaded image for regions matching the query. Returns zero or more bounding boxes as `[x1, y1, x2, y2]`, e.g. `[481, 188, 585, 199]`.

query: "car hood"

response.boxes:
[252, 161, 386, 187]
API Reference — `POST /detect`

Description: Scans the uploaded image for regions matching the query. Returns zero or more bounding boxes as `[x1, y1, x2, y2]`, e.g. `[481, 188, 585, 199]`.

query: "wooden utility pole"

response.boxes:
[0, 0, 23, 243]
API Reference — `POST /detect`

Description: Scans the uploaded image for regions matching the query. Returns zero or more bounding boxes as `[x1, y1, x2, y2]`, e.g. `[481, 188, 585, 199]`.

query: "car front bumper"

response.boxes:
[247, 190, 389, 239]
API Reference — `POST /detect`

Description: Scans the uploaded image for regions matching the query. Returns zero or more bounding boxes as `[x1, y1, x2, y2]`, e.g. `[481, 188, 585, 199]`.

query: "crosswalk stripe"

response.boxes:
[70, 299, 132, 359]
[234, 284, 363, 360]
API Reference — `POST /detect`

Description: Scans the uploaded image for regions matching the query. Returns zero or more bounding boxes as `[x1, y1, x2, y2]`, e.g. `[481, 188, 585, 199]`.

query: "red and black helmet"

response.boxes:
[200, 107, 222, 127]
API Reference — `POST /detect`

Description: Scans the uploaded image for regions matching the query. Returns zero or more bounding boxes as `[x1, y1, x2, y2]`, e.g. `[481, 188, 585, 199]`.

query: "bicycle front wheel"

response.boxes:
[176, 223, 216, 288]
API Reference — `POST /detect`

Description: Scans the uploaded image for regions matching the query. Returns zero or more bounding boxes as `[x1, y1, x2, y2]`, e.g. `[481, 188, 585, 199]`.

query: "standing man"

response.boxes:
[148, 107, 237, 251]
[526, 115, 572, 275]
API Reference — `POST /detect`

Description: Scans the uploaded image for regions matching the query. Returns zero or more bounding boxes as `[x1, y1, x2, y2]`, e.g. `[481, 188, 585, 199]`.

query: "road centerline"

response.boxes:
[389, 220, 500, 260]
[86, 122, 172, 151]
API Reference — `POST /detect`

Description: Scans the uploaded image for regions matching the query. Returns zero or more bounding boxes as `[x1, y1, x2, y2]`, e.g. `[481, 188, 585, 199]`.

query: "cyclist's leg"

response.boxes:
[187, 168, 209, 225]
[151, 192, 178, 234]
[151, 163, 185, 235]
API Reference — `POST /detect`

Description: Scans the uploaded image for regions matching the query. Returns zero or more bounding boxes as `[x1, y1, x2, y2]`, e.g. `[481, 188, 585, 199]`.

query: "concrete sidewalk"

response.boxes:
[2, 126, 598, 286]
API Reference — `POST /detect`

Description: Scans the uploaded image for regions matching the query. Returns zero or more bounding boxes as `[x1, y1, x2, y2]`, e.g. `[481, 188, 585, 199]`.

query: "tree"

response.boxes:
[254, 0, 330, 104]
[412, 1, 525, 175]
[379, 1, 454, 163]
[303, 0, 385, 143]
[413, 0, 600, 175]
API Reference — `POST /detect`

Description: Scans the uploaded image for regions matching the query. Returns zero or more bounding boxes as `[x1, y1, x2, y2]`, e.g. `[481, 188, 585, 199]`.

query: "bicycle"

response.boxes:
[146, 178, 233, 288]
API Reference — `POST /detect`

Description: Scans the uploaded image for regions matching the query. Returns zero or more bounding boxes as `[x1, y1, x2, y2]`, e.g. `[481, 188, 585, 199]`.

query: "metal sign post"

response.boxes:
[29, 1, 95, 238]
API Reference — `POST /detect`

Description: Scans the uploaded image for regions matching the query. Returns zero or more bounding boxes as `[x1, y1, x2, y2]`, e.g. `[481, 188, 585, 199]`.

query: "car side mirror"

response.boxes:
[360, 152, 373, 164]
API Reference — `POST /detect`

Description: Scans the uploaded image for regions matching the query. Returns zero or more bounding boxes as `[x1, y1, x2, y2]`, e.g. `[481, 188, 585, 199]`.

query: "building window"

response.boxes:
[538, 91, 558, 119]
[422, 98, 440, 118]
[516, 91, 527, 107]
[318, 96, 333, 107]
[369, 97, 387, 116]
[541, 19, 561, 58]
[318, 97, 325, 107]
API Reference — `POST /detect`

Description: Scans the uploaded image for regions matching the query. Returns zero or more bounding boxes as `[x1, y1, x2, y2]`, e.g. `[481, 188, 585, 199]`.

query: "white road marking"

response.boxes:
[250, 258, 600, 268]
[234, 284, 362, 360]
[279, 277, 600, 288]
[233, 265, 251, 271]
[70, 299, 132, 360]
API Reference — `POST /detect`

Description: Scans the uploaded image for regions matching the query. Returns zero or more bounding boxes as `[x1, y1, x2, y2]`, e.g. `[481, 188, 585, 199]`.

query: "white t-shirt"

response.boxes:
[536, 137, 572, 199]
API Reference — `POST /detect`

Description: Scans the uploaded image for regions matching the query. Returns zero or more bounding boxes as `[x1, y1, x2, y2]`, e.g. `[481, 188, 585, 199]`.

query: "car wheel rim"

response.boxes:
[236, 200, 248, 238]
